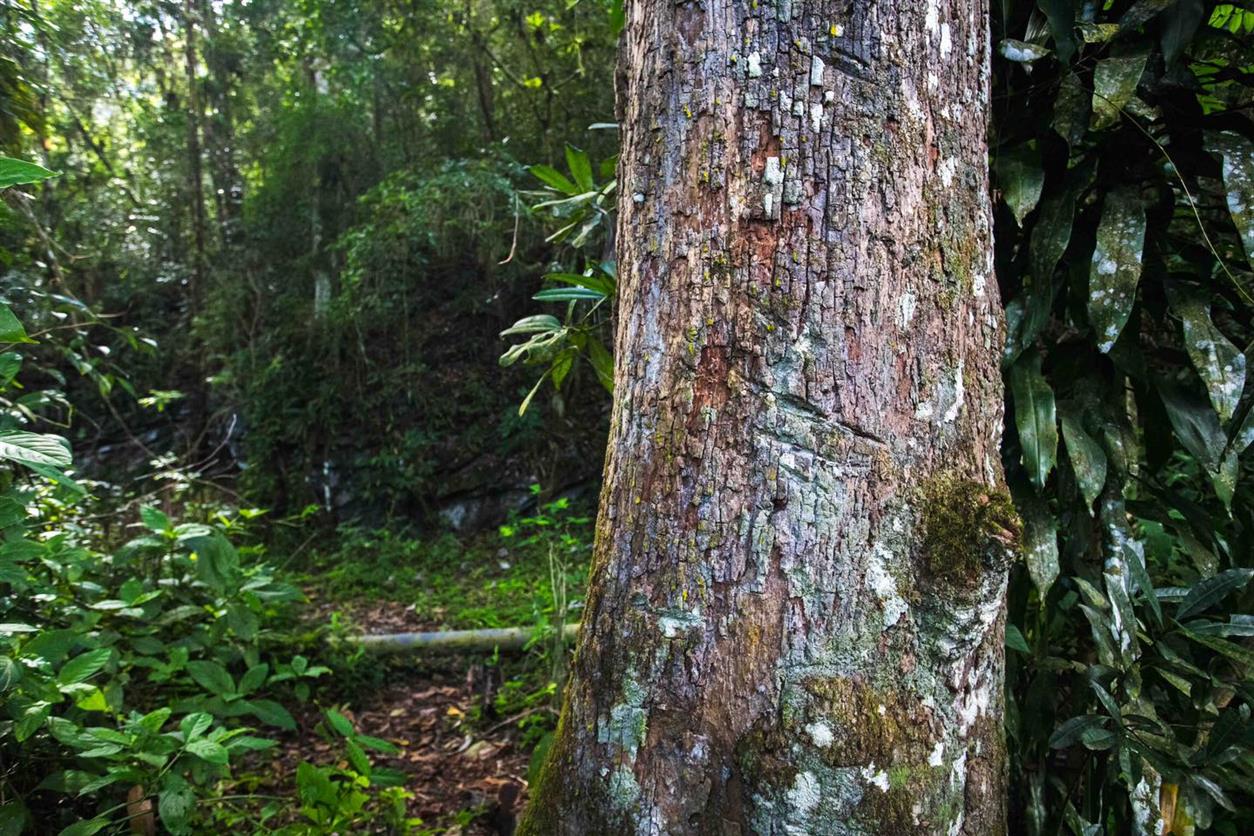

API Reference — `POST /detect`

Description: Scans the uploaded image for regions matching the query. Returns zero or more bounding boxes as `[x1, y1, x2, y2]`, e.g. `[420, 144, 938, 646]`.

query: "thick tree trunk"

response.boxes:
[521, 1, 1012, 834]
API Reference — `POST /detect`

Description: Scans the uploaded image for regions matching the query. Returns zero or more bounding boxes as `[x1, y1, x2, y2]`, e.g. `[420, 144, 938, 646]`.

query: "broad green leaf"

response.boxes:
[185, 660, 235, 697]
[1005, 623, 1031, 653]
[1177, 568, 1254, 621]
[1088, 187, 1146, 352]
[1091, 52, 1148, 129]
[186, 737, 229, 764]
[500, 315, 561, 337]
[528, 164, 577, 195]
[0, 801, 29, 836]
[1053, 73, 1090, 148]
[0, 306, 32, 345]
[1207, 131, 1254, 271]
[1017, 486, 1059, 595]
[1037, 0, 1076, 62]
[546, 271, 615, 297]
[245, 698, 296, 730]
[564, 145, 594, 193]
[1117, 0, 1173, 32]
[187, 535, 239, 593]
[0, 430, 72, 469]
[1030, 188, 1075, 283]
[0, 157, 58, 189]
[139, 506, 171, 533]
[57, 818, 110, 836]
[1050, 715, 1107, 748]
[57, 648, 111, 686]
[1166, 285, 1245, 424]
[180, 712, 213, 740]
[158, 777, 195, 836]
[1161, 0, 1204, 65]
[0, 656, 19, 691]
[238, 663, 269, 695]
[997, 144, 1045, 226]
[325, 708, 354, 737]
[587, 338, 615, 394]
[0, 352, 22, 387]
[1011, 351, 1058, 490]
[1157, 383, 1235, 504]
[1060, 414, 1107, 511]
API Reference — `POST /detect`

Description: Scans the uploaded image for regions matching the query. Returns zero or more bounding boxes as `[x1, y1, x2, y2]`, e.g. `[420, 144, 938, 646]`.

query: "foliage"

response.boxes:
[501, 144, 618, 414]
[993, 1, 1254, 832]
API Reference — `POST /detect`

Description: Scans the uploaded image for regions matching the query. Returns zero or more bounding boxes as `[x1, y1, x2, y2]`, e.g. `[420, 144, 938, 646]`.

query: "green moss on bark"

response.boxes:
[918, 474, 1020, 591]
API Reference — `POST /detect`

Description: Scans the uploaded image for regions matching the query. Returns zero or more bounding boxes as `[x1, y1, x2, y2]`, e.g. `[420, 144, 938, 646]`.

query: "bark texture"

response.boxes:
[521, 1, 1011, 833]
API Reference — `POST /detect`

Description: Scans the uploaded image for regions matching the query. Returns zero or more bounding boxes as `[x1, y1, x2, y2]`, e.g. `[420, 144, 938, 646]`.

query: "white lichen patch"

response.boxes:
[940, 23, 952, 56]
[941, 359, 965, 423]
[810, 55, 825, 86]
[805, 720, 834, 748]
[898, 292, 917, 328]
[928, 741, 945, 767]
[865, 541, 909, 627]
[747, 51, 763, 78]
[860, 764, 891, 792]
[938, 157, 957, 187]
[658, 607, 704, 638]
[787, 770, 822, 818]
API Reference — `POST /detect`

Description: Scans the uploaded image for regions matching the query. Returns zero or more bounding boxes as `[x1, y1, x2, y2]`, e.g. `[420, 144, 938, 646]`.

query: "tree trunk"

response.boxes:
[520, 1, 1013, 834]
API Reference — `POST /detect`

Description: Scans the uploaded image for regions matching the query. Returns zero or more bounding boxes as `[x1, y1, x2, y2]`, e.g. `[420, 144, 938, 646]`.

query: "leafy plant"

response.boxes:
[994, 1, 1254, 832]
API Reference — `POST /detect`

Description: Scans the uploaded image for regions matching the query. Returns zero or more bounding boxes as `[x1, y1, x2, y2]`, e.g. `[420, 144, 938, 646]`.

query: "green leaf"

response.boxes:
[1050, 715, 1107, 748]
[587, 338, 615, 394]
[325, 709, 354, 737]
[0, 156, 58, 189]
[1091, 52, 1148, 130]
[997, 144, 1045, 226]
[545, 271, 616, 297]
[57, 648, 111, 686]
[564, 145, 595, 193]
[1060, 414, 1107, 511]
[180, 712, 213, 740]
[1053, 73, 1090, 148]
[158, 777, 195, 836]
[1207, 131, 1254, 272]
[187, 535, 239, 593]
[1177, 568, 1254, 621]
[500, 315, 561, 337]
[245, 699, 296, 730]
[0, 801, 29, 836]
[528, 164, 577, 195]
[1166, 285, 1246, 424]
[1088, 187, 1146, 352]
[139, 506, 171, 533]
[0, 430, 72, 469]
[1037, 0, 1077, 62]
[296, 762, 337, 807]
[185, 660, 235, 697]
[1011, 351, 1058, 490]
[1017, 486, 1060, 595]
[518, 372, 547, 417]
[1005, 623, 1031, 653]
[186, 737, 229, 764]
[1161, 0, 1204, 65]
[1030, 187, 1076, 284]
[0, 656, 20, 691]
[57, 818, 110, 836]
[533, 287, 606, 303]
[238, 663, 269, 695]
[0, 306, 32, 345]
[0, 352, 22, 387]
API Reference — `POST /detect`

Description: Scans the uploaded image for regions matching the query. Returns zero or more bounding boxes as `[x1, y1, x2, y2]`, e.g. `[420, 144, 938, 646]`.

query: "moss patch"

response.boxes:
[918, 474, 1020, 592]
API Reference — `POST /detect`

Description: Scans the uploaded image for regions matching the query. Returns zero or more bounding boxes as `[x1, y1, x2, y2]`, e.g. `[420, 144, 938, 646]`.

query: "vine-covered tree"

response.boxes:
[522, 0, 1016, 831]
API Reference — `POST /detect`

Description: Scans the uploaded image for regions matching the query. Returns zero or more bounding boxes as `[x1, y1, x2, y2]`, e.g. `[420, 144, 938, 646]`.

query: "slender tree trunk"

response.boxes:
[183, 0, 206, 312]
[520, 1, 1013, 833]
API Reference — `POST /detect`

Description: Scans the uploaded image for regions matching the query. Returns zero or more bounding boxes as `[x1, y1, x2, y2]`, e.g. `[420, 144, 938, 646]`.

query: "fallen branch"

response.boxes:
[350, 623, 579, 654]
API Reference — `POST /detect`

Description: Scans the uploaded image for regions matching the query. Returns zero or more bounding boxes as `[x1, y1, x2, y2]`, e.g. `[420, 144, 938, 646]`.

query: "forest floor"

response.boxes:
[251, 522, 588, 834]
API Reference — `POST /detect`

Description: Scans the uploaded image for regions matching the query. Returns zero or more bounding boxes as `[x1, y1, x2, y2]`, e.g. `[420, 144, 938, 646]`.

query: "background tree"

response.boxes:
[521, 1, 1015, 832]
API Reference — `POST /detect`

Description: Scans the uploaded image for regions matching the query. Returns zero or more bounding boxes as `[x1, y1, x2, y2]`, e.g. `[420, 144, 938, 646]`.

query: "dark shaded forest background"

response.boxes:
[2, 1, 1254, 834]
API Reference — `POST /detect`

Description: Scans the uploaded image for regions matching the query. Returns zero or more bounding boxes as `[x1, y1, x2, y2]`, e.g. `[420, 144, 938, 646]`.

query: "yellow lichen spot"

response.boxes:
[830, 23, 844, 37]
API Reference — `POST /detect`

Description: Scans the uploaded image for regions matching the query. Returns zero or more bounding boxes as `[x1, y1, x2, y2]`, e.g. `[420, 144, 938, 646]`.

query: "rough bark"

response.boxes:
[520, 1, 1011, 833]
